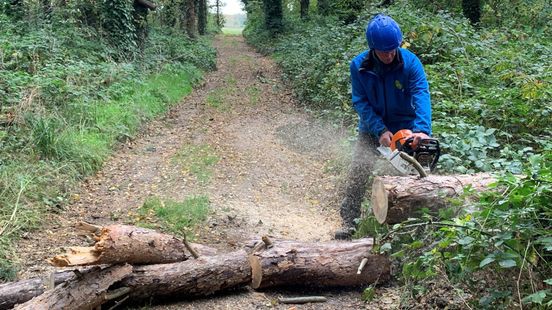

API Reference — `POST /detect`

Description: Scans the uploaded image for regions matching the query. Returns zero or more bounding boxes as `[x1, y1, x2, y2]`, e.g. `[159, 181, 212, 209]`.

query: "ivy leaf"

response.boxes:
[498, 259, 517, 268]
[479, 254, 496, 268]
[544, 279, 552, 285]
[522, 290, 549, 305]
[458, 236, 475, 245]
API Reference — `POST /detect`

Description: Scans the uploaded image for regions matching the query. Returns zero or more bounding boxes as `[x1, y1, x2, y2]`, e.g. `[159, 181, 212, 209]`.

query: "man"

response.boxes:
[335, 14, 432, 239]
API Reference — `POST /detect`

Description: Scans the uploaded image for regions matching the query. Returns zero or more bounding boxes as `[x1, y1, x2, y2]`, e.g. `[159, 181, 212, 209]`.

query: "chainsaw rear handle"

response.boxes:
[400, 137, 440, 172]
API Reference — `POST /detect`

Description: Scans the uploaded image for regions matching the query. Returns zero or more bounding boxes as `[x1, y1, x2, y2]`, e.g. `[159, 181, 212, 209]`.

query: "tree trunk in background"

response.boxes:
[5, 0, 24, 19]
[317, 0, 329, 15]
[263, 0, 283, 34]
[186, 0, 197, 38]
[197, 0, 207, 35]
[42, 0, 52, 19]
[215, 0, 224, 28]
[300, 0, 309, 19]
[462, 0, 481, 25]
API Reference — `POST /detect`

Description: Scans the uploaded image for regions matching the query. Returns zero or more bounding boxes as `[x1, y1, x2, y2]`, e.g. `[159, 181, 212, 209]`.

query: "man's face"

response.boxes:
[374, 49, 397, 65]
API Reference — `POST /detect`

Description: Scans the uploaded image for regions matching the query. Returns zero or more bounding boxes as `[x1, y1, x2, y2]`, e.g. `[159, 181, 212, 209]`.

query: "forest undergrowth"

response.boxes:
[0, 4, 217, 281]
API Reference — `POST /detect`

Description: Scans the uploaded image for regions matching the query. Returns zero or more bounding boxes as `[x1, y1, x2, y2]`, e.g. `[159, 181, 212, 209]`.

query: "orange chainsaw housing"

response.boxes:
[390, 129, 413, 151]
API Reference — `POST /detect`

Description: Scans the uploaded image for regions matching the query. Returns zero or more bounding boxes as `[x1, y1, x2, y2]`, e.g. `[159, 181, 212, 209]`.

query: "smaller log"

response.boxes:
[0, 270, 77, 310]
[14, 264, 132, 310]
[121, 250, 251, 299]
[278, 296, 327, 304]
[371, 173, 497, 224]
[49, 225, 217, 267]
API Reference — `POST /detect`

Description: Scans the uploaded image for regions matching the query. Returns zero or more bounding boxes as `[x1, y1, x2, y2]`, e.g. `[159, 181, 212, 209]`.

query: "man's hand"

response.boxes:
[410, 132, 430, 147]
[379, 131, 393, 147]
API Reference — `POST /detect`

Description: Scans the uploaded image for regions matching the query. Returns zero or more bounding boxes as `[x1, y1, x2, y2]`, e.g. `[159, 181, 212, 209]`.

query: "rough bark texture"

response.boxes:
[0, 270, 79, 310]
[300, 0, 309, 19]
[250, 238, 390, 288]
[14, 265, 132, 310]
[185, 0, 197, 38]
[49, 225, 216, 267]
[3, 237, 391, 307]
[371, 173, 496, 224]
[121, 250, 251, 300]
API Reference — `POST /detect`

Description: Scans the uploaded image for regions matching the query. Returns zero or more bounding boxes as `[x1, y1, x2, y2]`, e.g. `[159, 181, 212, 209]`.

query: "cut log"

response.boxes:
[250, 238, 390, 288]
[371, 173, 497, 224]
[121, 250, 251, 299]
[14, 264, 132, 310]
[7, 237, 389, 307]
[0, 269, 81, 310]
[49, 225, 217, 267]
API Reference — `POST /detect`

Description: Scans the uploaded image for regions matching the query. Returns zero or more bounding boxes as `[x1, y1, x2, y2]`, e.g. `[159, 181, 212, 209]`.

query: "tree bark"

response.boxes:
[121, 250, 251, 300]
[263, 0, 283, 34]
[462, 0, 481, 25]
[49, 224, 217, 267]
[5, 237, 390, 307]
[185, 0, 197, 38]
[371, 173, 497, 224]
[197, 0, 207, 35]
[300, 0, 309, 19]
[0, 269, 84, 310]
[14, 265, 132, 310]
[249, 238, 390, 288]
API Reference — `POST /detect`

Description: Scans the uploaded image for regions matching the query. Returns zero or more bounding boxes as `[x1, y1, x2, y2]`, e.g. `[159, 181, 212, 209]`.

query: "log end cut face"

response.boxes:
[371, 179, 388, 224]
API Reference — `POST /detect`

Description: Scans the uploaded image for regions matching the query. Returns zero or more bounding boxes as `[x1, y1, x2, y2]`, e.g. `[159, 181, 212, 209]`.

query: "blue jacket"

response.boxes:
[350, 48, 432, 136]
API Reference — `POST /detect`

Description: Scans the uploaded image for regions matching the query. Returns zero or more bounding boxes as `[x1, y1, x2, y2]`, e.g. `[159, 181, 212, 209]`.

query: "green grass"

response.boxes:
[136, 196, 210, 237]
[172, 143, 220, 184]
[222, 27, 244, 35]
[246, 85, 261, 105]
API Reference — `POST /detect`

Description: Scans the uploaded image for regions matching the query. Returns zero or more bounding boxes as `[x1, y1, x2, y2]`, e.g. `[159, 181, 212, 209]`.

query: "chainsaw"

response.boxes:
[377, 129, 440, 177]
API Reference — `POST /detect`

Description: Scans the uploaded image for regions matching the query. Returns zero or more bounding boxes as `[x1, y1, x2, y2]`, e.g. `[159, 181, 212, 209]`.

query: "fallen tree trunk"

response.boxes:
[249, 238, 389, 288]
[371, 173, 497, 224]
[8, 234, 389, 307]
[49, 224, 217, 267]
[14, 264, 132, 310]
[121, 238, 388, 300]
[121, 250, 251, 300]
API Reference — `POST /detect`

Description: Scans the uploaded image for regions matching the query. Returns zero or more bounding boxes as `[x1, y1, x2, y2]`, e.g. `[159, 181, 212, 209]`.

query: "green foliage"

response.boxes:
[100, 0, 137, 56]
[244, 0, 551, 172]
[377, 152, 551, 307]
[0, 10, 216, 281]
[137, 195, 210, 237]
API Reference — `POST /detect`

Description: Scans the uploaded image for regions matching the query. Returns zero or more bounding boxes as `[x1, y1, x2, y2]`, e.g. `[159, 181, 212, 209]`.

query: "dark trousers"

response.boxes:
[340, 132, 378, 227]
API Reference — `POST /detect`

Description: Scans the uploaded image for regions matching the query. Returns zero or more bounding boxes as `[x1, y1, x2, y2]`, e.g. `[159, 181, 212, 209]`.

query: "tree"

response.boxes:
[317, 0, 329, 15]
[299, 0, 309, 19]
[263, 0, 283, 34]
[197, 0, 207, 35]
[462, 0, 481, 25]
[214, 0, 224, 28]
[185, 0, 197, 38]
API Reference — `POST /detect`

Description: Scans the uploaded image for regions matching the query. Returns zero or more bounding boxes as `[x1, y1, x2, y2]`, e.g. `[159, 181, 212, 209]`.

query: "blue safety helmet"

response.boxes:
[366, 14, 403, 52]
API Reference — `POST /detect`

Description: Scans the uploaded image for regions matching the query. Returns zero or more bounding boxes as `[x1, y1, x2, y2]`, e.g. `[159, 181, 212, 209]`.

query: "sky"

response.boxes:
[222, 0, 245, 15]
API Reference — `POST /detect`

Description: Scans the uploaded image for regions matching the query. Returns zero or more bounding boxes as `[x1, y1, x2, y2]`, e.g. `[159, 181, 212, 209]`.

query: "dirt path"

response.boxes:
[15, 35, 399, 309]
